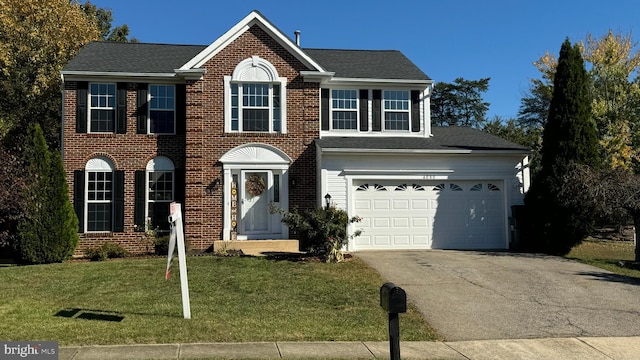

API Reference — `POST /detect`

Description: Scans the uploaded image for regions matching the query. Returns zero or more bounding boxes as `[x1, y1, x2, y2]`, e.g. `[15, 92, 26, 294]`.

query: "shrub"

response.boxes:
[13, 124, 79, 264]
[84, 242, 129, 261]
[154, 235, 171, 256]
[271, 205, 361, 262]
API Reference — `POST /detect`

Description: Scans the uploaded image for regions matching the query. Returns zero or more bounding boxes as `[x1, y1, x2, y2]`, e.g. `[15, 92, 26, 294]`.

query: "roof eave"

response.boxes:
[174, 68, 206, 80]
[326, 77, 433, 86]
[61, 70, 178, 79]
[319, 147, 531, 155]
[300, 71, 335, 83]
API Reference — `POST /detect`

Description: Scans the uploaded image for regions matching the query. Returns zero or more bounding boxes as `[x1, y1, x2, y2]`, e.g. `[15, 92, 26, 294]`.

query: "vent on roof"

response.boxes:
[294, 30, 301, 46]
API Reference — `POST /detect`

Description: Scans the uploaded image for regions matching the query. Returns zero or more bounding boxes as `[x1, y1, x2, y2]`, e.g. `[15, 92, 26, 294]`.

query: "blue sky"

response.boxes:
[89, 0, 639, 120]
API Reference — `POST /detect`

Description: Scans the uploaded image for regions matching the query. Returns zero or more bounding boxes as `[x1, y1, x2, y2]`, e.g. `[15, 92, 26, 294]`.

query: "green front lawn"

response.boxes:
[0, 255, 439, 345]
[567, 239, 640, 278]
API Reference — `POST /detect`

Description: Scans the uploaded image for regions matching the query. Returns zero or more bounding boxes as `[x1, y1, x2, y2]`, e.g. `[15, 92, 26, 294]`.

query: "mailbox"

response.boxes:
[380, 282, 407, 313]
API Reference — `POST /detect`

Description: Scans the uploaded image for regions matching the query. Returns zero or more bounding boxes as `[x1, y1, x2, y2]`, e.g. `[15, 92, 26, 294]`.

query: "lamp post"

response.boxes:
[324, 193, 332, 209]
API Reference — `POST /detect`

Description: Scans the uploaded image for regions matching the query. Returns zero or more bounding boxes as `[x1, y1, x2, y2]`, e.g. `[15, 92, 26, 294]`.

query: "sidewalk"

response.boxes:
[60, 336, 640, 359]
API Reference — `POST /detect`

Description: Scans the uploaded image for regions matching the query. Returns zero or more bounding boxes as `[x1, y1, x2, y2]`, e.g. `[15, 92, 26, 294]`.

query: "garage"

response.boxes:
[351, 180, 506, 250]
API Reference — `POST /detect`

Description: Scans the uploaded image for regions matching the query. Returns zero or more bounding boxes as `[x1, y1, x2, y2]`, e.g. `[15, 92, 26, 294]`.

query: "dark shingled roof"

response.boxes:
[63, 42, 207, 73]
[63, 42, 430, 81]
[315, 126, 530, 152]
[303, 48, 430, 80]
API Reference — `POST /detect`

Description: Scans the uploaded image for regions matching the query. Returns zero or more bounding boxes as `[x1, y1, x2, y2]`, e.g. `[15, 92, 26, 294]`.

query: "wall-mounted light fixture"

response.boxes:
[205, 178, 222, 195]
[324, 193, 332, 209]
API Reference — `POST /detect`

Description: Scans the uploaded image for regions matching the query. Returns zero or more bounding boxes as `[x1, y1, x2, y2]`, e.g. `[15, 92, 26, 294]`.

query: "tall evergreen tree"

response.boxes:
[14, 124, 78, 264]
[524, 38, 600, 255]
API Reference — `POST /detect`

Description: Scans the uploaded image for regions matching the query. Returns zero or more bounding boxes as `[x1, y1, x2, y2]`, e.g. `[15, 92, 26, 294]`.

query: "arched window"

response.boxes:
[146, 156, 175, 231]
[224, 56, 287, 133]
[85, 157, 115, 232]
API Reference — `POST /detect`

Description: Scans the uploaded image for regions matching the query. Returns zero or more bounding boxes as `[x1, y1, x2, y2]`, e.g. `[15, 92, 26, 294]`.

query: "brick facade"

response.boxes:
[63, 25, 320, 254]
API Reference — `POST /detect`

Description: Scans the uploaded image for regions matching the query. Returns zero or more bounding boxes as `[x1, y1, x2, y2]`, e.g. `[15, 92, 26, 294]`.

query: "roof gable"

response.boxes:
[180, 10, 326, 72]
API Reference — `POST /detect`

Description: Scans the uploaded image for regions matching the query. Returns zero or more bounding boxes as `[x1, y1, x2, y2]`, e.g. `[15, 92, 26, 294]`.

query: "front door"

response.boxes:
[240, 170, 271, 234]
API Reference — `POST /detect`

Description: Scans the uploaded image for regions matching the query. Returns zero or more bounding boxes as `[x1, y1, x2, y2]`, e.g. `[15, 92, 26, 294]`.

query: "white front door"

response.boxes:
[240, 170, 271, 234]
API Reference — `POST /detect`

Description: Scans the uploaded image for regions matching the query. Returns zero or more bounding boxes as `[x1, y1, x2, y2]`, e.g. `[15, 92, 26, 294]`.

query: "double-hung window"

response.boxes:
[331, 90, 358, 130]
[146, 157, 174, 232]
[230, 83, 281, 132]
[225, 56, 287, 133]
[149, 85, 175, 134]
[89, 83, 116, 132]
[85, 157, 114, 232]
[383, 90, 410, 130]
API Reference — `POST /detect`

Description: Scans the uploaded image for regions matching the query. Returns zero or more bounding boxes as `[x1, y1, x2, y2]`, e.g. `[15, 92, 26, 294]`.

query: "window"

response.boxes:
[225, 56, 287, 133]
[149, 85, 175, 133]
[383, 90, 410, 130]
[146, 157, 174, 231]
[331, 90, 358, 130]
[230, 83, 281, 132]
[89, 83, 116, 132]
[85, 157, 114, 232]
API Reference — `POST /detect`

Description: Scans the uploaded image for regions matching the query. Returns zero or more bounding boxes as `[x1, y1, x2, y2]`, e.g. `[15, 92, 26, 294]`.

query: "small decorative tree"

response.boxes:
[271, 204, 362, 263]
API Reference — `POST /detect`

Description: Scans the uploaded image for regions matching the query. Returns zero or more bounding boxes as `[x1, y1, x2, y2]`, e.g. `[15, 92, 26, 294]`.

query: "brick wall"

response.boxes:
[63, 24, 320, 254]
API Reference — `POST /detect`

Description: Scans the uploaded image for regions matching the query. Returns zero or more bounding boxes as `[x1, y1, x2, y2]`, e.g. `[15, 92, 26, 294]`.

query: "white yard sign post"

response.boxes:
[165, 202, 191, 319]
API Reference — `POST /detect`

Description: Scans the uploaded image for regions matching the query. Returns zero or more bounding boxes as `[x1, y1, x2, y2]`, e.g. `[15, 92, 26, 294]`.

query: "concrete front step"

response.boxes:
[213, 240, 300, 256]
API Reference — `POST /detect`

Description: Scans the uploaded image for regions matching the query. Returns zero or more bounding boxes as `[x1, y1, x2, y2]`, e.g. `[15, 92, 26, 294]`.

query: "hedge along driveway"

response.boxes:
[357, 250, 640, 341]
[0, 256, 439, 345]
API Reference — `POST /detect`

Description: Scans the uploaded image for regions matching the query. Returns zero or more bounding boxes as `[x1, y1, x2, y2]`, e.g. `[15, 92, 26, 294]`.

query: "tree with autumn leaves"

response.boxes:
[0, 0, 133, 263]
[520, 30, 640, 174]
[523, 38, 600, 255]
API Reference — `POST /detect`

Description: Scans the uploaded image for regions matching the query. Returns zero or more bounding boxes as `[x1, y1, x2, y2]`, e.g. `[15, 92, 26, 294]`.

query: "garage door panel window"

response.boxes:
[488, 183, 501, 191]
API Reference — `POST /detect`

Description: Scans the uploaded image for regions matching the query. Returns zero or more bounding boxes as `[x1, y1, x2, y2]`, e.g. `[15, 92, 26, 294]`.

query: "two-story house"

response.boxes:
[61, 10, 530, 254]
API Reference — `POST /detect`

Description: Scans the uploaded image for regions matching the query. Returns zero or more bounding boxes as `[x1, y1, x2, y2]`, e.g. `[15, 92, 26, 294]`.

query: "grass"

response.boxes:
[0, 255, 439, 346]
[566, 238, 640, 278]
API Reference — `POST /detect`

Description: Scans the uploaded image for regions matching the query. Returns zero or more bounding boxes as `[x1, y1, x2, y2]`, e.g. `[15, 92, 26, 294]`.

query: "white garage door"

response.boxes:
[352, 180, 505, 250]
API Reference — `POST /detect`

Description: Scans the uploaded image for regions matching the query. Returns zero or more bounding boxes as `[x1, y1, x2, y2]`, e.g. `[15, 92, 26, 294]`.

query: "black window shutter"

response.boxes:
[359, 89, 368, 131]
[73, 170, 85, 233]
[116, 83, 127, 134]
[76, 82, 88, 133]
[137, 84, 148, 134]
[176, 84, 186, 135]
[321, 89, 329, 131]
[113, 170, 125, 232]
[372, 90, 382, 131]
[411, 90, 420, 132]
[174, 168, 186, 231]
[174, 168, 186, 205]
[134, 170, 146, 231]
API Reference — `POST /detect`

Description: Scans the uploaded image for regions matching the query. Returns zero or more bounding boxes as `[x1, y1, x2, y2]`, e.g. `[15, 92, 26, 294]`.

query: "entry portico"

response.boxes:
[220, 143, 291, 240]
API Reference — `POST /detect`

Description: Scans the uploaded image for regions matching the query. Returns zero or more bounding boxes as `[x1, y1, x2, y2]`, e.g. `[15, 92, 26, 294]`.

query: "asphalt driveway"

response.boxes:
[356, 250, 640, 341]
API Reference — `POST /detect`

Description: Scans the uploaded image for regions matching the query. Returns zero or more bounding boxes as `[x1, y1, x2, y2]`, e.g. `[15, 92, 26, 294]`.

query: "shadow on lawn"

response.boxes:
[54, 308, 183, 322]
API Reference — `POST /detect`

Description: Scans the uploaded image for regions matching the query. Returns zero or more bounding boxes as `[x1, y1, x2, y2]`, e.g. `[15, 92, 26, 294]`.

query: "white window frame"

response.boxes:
[146, 157, 175, 232]
[88, 83, 116, 133]
[85, 156, 114, 232]
[330, 89, 359, 131]
[383, 90, 410, 131]
[224, 56, 287, 134]
[148, 84, 176, 135]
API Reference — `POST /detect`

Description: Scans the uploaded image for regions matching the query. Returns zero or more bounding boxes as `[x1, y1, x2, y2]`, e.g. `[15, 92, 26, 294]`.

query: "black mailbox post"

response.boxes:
[380, 282, 406, 360]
